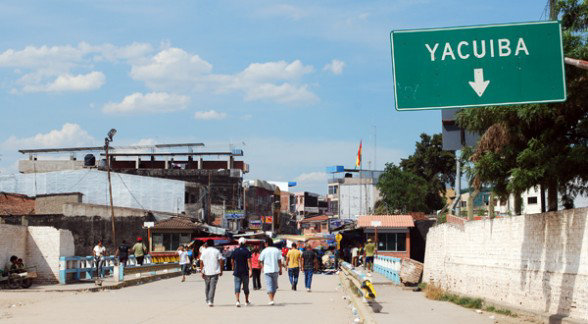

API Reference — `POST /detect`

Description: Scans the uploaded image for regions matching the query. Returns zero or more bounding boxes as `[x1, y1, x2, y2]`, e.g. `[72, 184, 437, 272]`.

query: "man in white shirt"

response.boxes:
[199, 239, 224, 306]
[92, 240, 106, 279]
[351, 245, 359, 267]
[259, 237, 283, 305]
[178, 245, 189, 282]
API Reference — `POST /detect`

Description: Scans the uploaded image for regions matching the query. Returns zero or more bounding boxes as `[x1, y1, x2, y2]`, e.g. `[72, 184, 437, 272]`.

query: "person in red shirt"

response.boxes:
[281, 246, 289, 269]
[250, 246, 262, 290]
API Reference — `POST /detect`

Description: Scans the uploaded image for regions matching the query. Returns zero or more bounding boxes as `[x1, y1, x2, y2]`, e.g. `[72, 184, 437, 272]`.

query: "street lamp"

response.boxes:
[105, 129, 117, 247]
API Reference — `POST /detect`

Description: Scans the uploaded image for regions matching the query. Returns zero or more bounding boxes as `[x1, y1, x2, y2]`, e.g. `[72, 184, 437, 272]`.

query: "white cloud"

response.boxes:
[323, 59, 345, 75]
[102, 92, 190, 114]
[243, 83, 317, 104]
[258, 4, 308, 20]
[1, 123, 94, 149]
[0, 42, 153, 93]
[194, 110, 228, 120]
[132, 47, 318, 105]
[296, 172, 327, 185]
[0, 43, 319, 105]
[20, 71, 105, 93]
[130, 47, 212, 89]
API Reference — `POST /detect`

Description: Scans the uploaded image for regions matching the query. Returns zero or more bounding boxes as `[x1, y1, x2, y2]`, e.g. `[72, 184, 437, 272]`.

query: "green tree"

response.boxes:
[399, 133, 456, 211]
[376, 163, 430, 213]
[457, 1, 588, 211]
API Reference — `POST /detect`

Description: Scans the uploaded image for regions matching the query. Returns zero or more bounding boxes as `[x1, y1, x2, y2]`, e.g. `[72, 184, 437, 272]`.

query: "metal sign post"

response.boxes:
[371, 221, 381, 255]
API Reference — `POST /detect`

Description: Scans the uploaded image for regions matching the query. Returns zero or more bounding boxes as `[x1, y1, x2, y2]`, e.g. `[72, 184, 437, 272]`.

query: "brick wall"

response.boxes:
[0, 193, 35, 215]
[0, 224, 74, 283]
[35, 193, 82, 214]
[423, 208, 588, 321]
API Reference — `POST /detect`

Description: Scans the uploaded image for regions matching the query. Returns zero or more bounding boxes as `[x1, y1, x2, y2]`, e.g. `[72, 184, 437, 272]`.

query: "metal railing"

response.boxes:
[59, 255, 154, 284]
[113, 262, 180, 283]
[374, 255, 402, 284]
[340, 261, 377, 301]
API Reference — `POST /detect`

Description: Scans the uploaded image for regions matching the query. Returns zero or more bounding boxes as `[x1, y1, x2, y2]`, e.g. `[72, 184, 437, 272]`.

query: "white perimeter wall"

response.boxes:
[0, 170, 185, 213]
[423, 208, 588, 321]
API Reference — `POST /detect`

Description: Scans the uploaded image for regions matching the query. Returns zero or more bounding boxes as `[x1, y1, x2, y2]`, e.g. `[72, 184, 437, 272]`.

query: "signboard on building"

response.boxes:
[262, 216, 273, 224]
[390, 21, 566, 111]
[143, 222, 155, 228]
[329, 219, 343, 229]
[224, 210, 245, 219]
[304, 207, 319, 213]
[249, 220, 262, 230]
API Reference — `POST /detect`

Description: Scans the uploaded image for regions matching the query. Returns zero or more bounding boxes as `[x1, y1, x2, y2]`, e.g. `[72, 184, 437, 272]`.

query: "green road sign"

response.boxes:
[390, 21, 566, 111]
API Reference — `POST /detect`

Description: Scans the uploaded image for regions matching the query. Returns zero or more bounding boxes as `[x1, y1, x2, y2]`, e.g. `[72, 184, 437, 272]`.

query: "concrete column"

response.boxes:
[198, 158, 203, 169]
[135, 157, 141, 169]
[165, 158, 169, 169]
[228, 156, 234, 169]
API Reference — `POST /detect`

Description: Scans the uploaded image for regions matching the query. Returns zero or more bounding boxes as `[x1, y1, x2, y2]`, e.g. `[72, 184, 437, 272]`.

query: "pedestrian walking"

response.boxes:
[132, 237, 147, 265]
[351, 245, 359, 267]
[300, 247, 318, 292]
[251, 246, 262, 290]
[231, 237, 252, 307]
[199, 239, 224, 307]
[115, 239, 130, 267]
[259, 237, 282, 305]
[364, 239, 376, 273]
[178, 245, 189, 282]
[285, 243, 302, 290]
[92, 240, 106, 278]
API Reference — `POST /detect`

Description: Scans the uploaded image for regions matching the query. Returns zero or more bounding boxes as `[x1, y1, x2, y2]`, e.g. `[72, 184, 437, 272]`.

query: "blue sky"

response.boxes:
[0, 0, 549, 194]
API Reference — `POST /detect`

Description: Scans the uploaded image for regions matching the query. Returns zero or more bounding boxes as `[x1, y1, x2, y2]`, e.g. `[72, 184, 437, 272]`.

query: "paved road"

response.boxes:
[0, 272, 355, 324]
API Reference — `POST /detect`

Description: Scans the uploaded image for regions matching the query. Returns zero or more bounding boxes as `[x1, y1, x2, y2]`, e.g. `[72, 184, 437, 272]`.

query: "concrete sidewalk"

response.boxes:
[366, 273, 533, 324]
[2, 271, 181, 293]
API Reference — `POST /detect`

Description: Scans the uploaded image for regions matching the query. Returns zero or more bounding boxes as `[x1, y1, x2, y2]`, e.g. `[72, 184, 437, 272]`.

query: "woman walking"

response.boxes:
[251, 246, 262, 290]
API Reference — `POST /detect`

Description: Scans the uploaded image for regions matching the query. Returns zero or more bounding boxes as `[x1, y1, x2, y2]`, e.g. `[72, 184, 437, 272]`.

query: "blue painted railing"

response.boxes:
[59, 255, 153, 284]
[374, 255, 402, 284]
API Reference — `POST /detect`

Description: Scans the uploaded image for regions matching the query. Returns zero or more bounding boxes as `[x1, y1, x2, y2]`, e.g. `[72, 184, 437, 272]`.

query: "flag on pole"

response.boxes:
[355, 140, 362, 168]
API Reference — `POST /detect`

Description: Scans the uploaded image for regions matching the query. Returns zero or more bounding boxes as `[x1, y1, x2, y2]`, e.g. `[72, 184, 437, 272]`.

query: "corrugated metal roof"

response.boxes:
[357, 215, 415, 228]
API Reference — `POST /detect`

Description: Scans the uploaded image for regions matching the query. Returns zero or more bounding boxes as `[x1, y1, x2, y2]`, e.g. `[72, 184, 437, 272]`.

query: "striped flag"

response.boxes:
[355, 140, 362, 168]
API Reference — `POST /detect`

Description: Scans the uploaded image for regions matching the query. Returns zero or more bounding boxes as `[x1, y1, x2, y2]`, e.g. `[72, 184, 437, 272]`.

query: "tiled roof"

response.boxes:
[153, 217, 199, 230]
[299, 215, 329, 223]
[357, 215, 415, 228]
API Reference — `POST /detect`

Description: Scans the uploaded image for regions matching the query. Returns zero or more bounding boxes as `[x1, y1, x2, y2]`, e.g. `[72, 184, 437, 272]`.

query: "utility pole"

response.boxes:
[271, 201, 275, 234]
[105, 129, 117, 248]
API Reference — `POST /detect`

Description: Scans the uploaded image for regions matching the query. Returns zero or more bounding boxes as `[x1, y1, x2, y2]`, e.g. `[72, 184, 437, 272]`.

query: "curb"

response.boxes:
[3, 272, 182, 293]
[338, 271, 377, 324]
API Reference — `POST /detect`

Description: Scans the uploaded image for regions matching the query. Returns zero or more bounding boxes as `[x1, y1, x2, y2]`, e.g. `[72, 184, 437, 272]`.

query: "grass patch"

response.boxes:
[440, 293, 483, 309]
[485, 306, 517, 317]
[424, 283, 444, 300]
[422, 283, 519, 315]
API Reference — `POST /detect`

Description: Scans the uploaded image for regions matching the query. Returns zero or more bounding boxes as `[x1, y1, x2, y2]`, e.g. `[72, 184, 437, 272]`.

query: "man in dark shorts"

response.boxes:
[115, 240, 130, 266]
[364, 238, 376, 272]
[231, 237, 252, 307]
